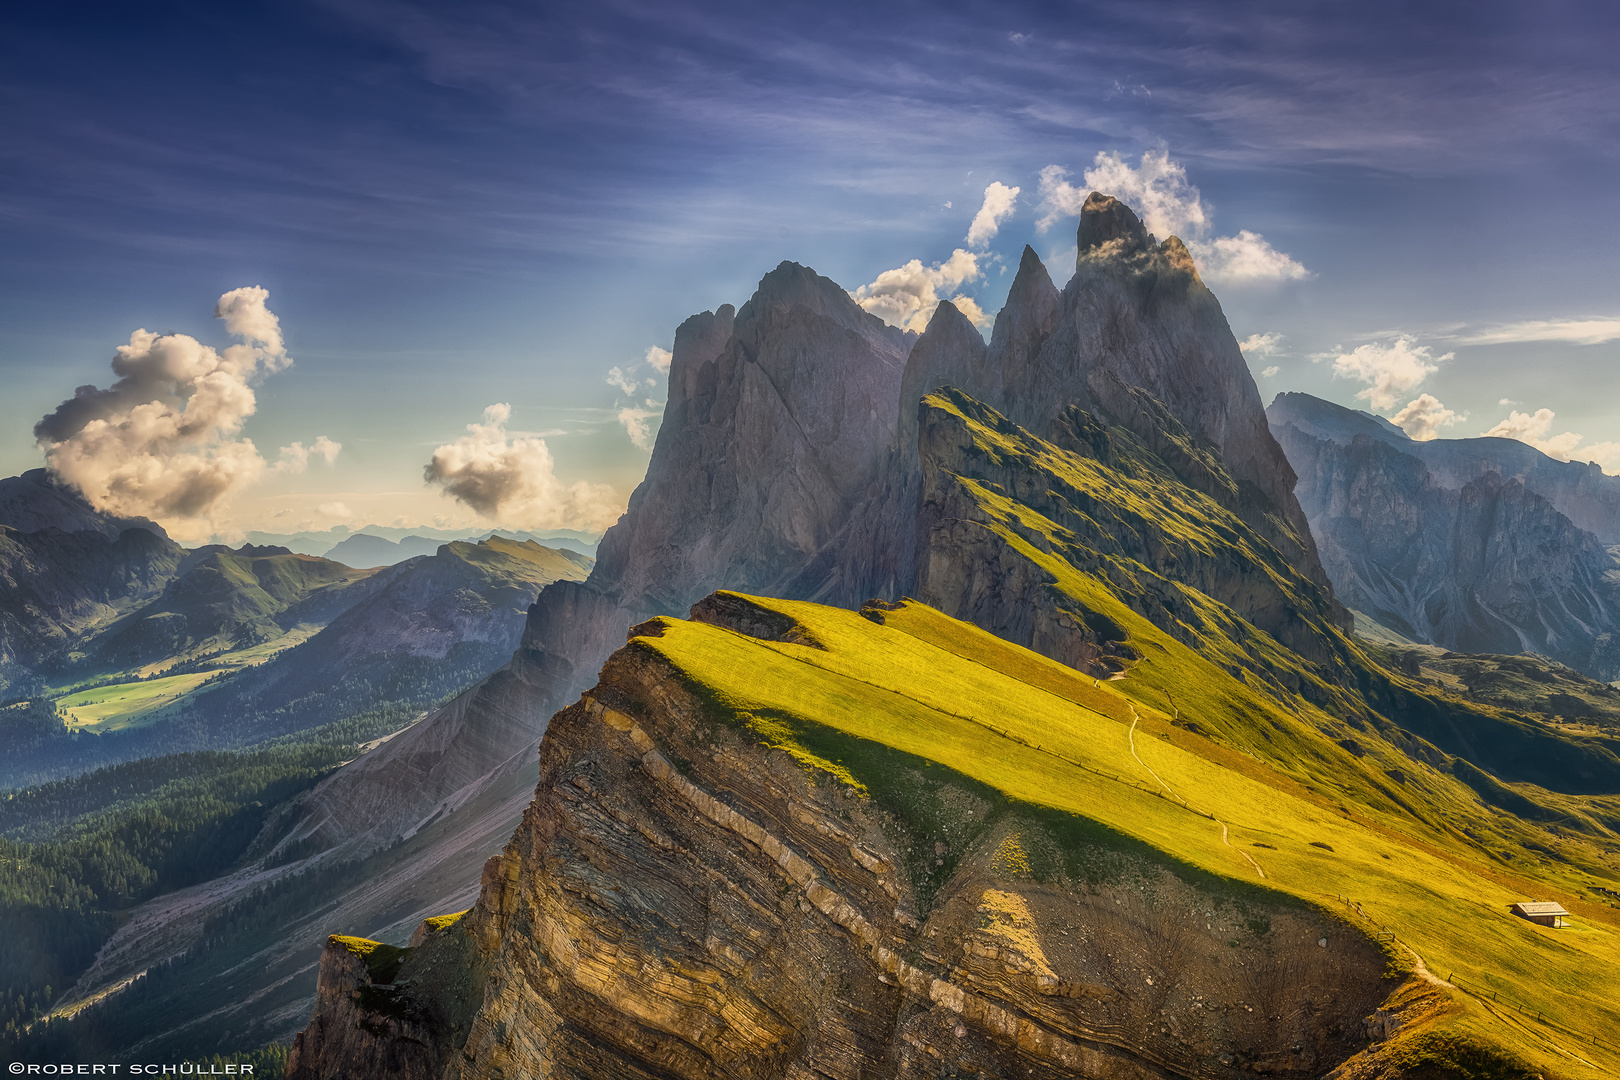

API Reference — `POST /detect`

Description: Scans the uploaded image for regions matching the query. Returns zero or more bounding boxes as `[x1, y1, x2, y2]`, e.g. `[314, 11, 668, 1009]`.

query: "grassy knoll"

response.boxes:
[637, 594, 1620, 1078]
[56, 671, 216, 730]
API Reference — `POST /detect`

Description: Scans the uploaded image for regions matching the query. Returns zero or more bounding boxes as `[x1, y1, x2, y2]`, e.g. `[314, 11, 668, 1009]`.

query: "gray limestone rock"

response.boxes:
[1273, 415, 1620, 678]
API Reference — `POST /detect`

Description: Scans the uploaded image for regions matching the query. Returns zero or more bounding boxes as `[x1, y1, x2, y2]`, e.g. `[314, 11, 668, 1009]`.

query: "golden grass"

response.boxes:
[636, 594, 1620, 1078]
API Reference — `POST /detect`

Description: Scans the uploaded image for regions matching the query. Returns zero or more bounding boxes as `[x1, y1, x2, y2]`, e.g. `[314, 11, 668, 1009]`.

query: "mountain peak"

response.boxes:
[1077, 192, 1152, 261]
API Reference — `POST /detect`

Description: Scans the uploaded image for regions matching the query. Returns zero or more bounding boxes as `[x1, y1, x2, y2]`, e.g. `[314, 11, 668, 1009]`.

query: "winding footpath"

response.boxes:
[1126, 705, 1266, 879]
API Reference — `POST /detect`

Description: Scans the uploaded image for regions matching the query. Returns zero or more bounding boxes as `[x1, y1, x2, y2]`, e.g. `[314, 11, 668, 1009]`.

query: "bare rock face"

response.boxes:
[1273, 418, 1620, 678]
[289, 606, 1391, 1080]
[1270, 392, 1620, 543]
[899, 196, 1348, 668]
[285, 936, 443, 1080]
[595, 260, 914, 616]
[277, 196, 1346, 1013]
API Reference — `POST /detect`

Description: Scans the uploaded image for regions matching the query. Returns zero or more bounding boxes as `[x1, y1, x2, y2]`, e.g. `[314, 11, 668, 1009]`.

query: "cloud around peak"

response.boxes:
[852, 248, 987, 332]
[1036, 150, 1309, 287]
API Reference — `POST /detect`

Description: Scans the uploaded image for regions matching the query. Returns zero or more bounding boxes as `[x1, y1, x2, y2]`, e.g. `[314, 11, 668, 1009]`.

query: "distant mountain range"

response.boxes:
[244, 525, 599, 562]
[1270, 392, 1620, 679]
[0, 468, 593, 787]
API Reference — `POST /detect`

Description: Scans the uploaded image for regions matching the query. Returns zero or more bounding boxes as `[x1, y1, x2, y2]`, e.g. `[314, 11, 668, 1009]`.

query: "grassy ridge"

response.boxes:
[635, 595, 1620, 1077]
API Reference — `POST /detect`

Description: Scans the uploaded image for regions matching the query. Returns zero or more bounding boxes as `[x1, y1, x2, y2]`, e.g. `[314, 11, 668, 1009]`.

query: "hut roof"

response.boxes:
[1511, 901, 1570, 917]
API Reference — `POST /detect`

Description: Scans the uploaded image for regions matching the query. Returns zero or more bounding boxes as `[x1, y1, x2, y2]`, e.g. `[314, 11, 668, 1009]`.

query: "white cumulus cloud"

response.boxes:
[1239, 332, 1283, 357]
[1326, 336, 1453, 412]
[33, 287, 326, 540]
[1457, 318, 1620, 347]
[273, 435, 342, 474]
[423, 403, 623, 531]
[1260, 366, 1280, 378]
[965, 181, 1020, 249]
[607, 346, 673, 452]
[1196, 231, 1311, 285]
[1036, 150, 1309, 286]
[1478, 408, 1620, 469]
[1391, 394, 1462, 441]
[852, 249, 987, 333]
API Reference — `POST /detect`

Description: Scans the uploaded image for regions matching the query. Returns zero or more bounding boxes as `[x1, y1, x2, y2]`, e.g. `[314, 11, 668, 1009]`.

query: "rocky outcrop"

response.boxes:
[1270, 391, 1620, 543]
[290, 603, 1391, 1080]
[0, 468, 166, 540]
[0, 523, 184, 687]
[524, 194, 1342, 720]
[279, 191, 1348, 1014]
[285, 935, 446, 1080]
[1271, 396, 1620, 678]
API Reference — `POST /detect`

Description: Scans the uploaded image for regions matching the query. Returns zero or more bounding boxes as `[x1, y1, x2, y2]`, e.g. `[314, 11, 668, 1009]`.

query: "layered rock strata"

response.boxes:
[287, 601, 1391, 1080]
[279, 190, 1350, 986]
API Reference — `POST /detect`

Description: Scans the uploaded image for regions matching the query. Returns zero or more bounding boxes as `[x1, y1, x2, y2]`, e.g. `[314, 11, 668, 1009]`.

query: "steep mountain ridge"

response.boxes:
[89, 548, 377, 668]
[282, 196, 1620, 1077]
[1271, 392, 1620, 542]
[0, 524, 185, 688]
[289, 593, 1620, 1080]
[283, 194, 1341, 894]
[1271, 394, 1620, 677]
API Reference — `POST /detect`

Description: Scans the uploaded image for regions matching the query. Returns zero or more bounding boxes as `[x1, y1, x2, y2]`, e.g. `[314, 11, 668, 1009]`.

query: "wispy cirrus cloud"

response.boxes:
[1455, 318, 1620, 347]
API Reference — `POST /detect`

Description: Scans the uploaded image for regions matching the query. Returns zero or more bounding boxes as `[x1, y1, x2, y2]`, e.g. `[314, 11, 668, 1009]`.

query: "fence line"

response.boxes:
[1329, 894, 1614, 1055]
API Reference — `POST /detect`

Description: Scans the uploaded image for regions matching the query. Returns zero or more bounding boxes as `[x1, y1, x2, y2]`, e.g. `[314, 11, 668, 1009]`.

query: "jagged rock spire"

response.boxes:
[1077, 191, 1153, 260]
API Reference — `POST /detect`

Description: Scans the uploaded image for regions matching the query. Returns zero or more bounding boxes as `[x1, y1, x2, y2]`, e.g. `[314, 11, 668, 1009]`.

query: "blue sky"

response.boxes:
[3, 0, 1618, 540]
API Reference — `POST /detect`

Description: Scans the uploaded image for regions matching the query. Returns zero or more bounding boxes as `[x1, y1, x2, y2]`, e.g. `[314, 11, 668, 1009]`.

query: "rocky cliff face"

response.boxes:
[1271, 396, 1620, 679]
[517, 194, 1341, 728]
[287, 598, 1392, 1080]
[1270, 391, 1620, 543]
[279, 192, 1356, 1061]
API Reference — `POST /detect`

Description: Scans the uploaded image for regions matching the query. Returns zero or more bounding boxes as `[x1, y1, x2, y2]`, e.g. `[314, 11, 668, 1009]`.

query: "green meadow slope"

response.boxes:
[638, 592, 1620, 1078]
[289, 386, 1620, 1079]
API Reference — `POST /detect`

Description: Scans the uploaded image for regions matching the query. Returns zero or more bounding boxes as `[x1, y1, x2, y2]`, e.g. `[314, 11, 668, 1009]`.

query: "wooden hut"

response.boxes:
[1510, 901, 1569, 927]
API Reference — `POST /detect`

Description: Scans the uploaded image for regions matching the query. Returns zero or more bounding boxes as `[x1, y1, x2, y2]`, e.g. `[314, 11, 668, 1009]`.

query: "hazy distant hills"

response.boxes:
[1270, 392, 1620, 678]
[0, 473, 186, 688]
[245, 525, 599, 562]
[87, 548, 378, 670]
[0, 489, 592, 789]
[174, 535, 592, 747]
[322, 532, 445, 566]
[0, 525, 185, 688]
[1271, 392, 1620, 541]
